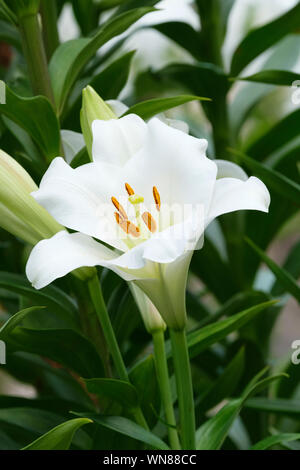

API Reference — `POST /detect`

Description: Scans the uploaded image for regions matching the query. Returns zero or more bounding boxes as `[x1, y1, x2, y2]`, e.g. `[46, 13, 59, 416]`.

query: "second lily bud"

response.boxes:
[81, 85, 116, 158]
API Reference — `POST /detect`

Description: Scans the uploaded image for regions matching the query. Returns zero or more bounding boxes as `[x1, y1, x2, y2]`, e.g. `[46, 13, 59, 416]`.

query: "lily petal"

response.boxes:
[110, 213, 203, 270]
[32, 157, 126, 251]
[26, 230, 138, 290]
[215, 159, 248, 181]
[136, 251, 193, 331]
[124, 117, 217, 213]
[92, 114, 147, 165]
[207, 176, 270, 222]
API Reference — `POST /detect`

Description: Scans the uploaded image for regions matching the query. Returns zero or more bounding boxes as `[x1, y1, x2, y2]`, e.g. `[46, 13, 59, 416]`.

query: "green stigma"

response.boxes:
[129, 194, 144, 205]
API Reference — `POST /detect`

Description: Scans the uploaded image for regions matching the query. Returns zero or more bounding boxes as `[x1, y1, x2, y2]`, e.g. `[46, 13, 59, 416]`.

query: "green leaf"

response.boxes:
[0, 0, 17, 24]
[0, 271, 77, 318]
[246, 237, 300, 303]
[50, 7, 154, 114]
[232, 70, 300, 86]
[230, 3, 300, 75]
[0, 407, 91, 449]
[271, 241, 300, 297]
[89, 50, 135, 100]
[0, 82, 60, 161]
[185, 300, 278, 359]
[156, 62, 228, 103]
[234, 150, 300, 206]
[198, 290, 269, 328]
[84, 378, 138, 410]
[150, 22, 202, 60]
[191, 238, 237, 303]
[123, 95, 210, 120]
[6, 327, 105, 378]
[129, 355, 160, 427]
[0, 20, 20, 48]
[245, 398, 300, 417]
[71, 0, 100, 36]
[251, 433, 300, 450]
[73, 413, 170, 450]
[22, 418, 92, 450]
[247, 109, 300, 160]
[196, 370, 286, 450]
[196, 347, 245, 414]
[0, 306, 42, 341]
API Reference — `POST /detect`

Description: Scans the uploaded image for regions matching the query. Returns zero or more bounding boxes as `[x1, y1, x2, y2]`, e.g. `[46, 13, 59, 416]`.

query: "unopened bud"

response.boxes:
[81, 86, 116, 158]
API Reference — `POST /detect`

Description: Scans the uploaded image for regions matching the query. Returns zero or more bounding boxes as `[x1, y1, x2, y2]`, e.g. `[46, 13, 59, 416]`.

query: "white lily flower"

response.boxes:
[26, 115, 270, 330]
[106, 99, 189, 134]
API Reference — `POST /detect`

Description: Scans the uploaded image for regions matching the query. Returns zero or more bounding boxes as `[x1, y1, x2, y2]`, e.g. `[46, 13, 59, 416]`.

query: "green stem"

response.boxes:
[18, 12, 55, 106]
[88, 274, 149, 430]
[170, 329, 196, 450]
[40, 0, 60, 61]
[88, 274, 128, 382]
[197, 0, 232, 158]
[131, 407, 149, 430]
[152, 330, 181, 450]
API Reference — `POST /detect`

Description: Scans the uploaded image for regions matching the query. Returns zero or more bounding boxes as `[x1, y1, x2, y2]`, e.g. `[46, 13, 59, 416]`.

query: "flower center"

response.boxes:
[111, 183, 160, 241]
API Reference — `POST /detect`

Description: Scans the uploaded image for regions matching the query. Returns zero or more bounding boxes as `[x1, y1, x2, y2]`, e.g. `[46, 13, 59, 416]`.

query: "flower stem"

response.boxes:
[152, 330, 181, 450]
[18, 12, 55, 106]
[40, 0, 60, 61]
[170, 328, 196, 450]
[88, 274, 128, 382]
[88, 274, 149, 430]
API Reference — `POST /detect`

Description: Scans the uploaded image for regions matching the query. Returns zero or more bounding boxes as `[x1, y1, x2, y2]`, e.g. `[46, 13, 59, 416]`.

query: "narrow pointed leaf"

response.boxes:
[246, 237, 300, 303]
[150, 22, 202, 60]
[234, 151, 300, 205]
[251, 433, 300, 450]
[185, 300, 277, 359]
[232, 70, 300, 86]
[245, 398, 300, 417]
[84, 378, 138, 410]
[196, 372, 286, 449]
[230, 3, 300, 75]
[73, 413, 170, 450]
[0, 306, 42, 341]
[0, 271, 77, 317]
[247, 109, 300, 160]
[123, 95, 210, 120]
[50, 7, 154, 114]
[22, 418, 92, 450]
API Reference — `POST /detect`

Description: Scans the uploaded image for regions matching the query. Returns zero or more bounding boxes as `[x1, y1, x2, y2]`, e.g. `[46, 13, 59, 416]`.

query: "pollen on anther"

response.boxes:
[115, 212, 140, 238]
[111, 196, 128, 220]
[125, 182, 134, 196]
[142, 211, 157, 233]
[153, 186, 161, 211]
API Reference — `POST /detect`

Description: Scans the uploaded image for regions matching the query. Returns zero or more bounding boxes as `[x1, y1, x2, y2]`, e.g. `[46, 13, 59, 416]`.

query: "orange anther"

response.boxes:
[125, 182, 134, 196]
[111, 196, 128, 220]
[142, 211, 157, 233]
[115, 212, 140, 238]
[153, 186, 161, 211]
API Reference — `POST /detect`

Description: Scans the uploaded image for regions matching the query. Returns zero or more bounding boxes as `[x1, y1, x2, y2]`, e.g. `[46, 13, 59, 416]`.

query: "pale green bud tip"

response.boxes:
[130, 284, 166, 334]
[81, 86, 117, 159]
[82, 86, 117, 123]
[0, 149, 63, 243]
